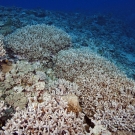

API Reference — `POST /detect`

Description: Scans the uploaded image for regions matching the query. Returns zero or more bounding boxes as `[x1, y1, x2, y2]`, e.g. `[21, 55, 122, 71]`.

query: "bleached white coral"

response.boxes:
[0, 34, 6, 60]
[0, 101, 7, 117]
[5, 24, 71, 65]
[48, 78, 79, 96]
[54, 47, 135, 133]
[3, 95, 87, 134]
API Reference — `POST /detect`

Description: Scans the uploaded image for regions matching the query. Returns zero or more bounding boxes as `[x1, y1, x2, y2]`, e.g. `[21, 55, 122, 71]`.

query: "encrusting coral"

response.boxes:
[54, 47, 135, 133]
[4, 24, 71, 66]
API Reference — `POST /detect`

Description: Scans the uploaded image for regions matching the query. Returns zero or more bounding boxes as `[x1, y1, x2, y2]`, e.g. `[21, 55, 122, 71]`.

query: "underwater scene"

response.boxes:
[0, 0, 135, 134]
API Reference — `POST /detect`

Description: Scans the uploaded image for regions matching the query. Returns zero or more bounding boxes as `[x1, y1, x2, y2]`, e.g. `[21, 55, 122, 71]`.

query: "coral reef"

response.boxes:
[5, 24, 71, 66]
[0, 101, 13, 131]
[0, 61, 45, 109]
[47, 78, 82, 114]
[0, 35, 6, 61]
[1, 6, 135, 134]
[54, 47, 135, 133]
[0, 101, 7, 118]
[2, 94, 87, 135]
[0, 59, 111, 134]
[48, 78, 79, 95]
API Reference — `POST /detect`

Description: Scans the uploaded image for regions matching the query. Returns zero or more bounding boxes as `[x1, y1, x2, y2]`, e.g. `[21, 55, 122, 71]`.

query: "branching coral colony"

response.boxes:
[0, 61, 110, 135]
[54, 47, 135, 134]
[0, 24, 134, 135]
[0, 35, 6, 61]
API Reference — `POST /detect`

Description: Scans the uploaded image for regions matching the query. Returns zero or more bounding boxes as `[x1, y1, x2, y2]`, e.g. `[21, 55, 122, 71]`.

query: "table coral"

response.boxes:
[54, 47, 135, 133]
[5, 24, 71, 66]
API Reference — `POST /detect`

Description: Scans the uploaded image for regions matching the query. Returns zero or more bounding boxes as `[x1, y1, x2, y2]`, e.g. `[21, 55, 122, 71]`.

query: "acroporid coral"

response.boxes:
[54, 47, 135, 134]
[0, 59, 111, 134]
[0, 101, 7, 118]
[48, 78, 82, 114]
[0, 101, 13, 134]
[0, 60, 45, 109]
[48, 78, 79, 96]
[0, 34, 6, 61]
[4, 24, 71, 66]
[2, 94, 87, 135]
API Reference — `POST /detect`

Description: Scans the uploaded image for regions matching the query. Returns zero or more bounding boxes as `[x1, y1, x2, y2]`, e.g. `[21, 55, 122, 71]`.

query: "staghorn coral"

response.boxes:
[2, 94, 87, 135]
[54, 47, 135, 133]
[0, 101, 7, 118]
[48, 78, 79, 96]
[0, 101, 14, 131]
[5, 24, 71, 66]
[0, 59, 111, 134]
[0, 35, 6, 61]
[54, 47, 122, 82]
[47, 78, 82, 114]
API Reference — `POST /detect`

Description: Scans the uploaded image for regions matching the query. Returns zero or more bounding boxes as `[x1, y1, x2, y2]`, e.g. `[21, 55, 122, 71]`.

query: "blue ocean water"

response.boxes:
[1, 0, 135, 13]
[1, 0, 135, 28]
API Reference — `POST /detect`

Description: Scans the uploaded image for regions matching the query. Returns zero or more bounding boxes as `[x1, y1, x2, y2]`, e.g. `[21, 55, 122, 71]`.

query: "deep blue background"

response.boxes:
[0, 0, 135, 13]
[0, 0, 135, 27]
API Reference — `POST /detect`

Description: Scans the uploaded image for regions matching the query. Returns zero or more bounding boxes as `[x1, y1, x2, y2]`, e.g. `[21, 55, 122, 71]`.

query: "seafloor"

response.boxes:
[0, 6, 135, 135]
[0, 6, 135, 78]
